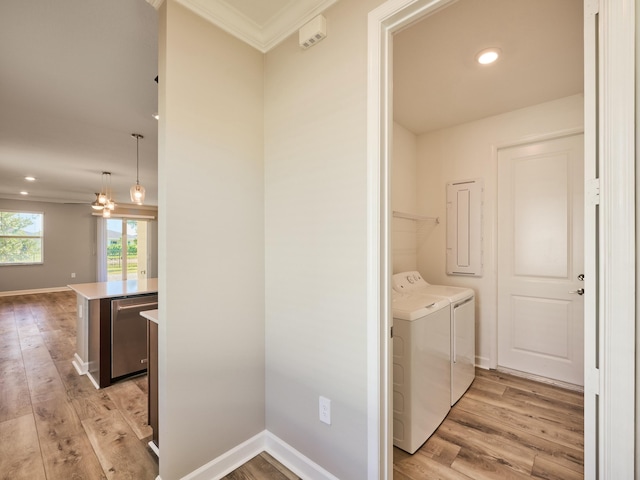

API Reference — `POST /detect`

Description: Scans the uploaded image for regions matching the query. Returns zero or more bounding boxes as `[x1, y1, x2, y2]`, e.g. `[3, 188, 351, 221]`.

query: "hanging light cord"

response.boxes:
[136, 135, 140, 184]
[133, 133, 143, 185]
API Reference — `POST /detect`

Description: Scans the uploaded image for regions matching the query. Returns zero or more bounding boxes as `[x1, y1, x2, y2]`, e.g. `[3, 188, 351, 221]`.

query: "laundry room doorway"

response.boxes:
[367, 0, 637, 478]
[497, 133, 584, 386]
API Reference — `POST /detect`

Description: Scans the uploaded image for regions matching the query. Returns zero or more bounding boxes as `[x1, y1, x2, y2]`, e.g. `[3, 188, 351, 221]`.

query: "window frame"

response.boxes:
[0, 210, 44, 266]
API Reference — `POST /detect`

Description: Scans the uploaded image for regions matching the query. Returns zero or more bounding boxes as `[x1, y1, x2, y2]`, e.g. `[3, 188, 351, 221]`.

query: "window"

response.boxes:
[0, 211, 44, 265]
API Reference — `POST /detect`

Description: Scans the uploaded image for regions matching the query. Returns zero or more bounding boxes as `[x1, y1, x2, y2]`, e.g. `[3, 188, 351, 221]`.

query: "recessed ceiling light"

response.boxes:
[24, 176, 36, 181]
[20, 191, 29, 195]
[476, 48, 501, 65]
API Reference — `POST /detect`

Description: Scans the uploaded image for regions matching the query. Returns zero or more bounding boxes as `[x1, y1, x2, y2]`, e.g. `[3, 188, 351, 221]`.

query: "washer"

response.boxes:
[392, 290, 451, 454]
[393, 271, 475, 406]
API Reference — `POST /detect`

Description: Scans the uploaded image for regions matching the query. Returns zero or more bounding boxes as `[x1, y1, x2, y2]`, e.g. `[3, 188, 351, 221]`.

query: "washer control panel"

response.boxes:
[392, 271, 428, 292]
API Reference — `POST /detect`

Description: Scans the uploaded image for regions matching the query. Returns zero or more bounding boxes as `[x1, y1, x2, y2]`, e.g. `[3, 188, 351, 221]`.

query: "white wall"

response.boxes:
[158, 2, 265, 479]
[391, 122, 419, 273]
[264, 0, 382, 477]
[413, 94, 584, 367]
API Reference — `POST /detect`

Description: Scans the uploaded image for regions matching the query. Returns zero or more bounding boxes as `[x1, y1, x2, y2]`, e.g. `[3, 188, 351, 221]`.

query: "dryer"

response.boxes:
[391, 291, 451, 454]
[393, 271, 475, 405]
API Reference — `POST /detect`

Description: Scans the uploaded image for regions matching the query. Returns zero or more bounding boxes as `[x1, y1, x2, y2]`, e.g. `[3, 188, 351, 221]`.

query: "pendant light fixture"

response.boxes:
[101, 171, 114, 218]
[97, 172, 108, 206]
[91, 193, 104, 210]
[90, 172, 116, 216]
[105, 171, 116, 212]
[130, 133, 145, 205]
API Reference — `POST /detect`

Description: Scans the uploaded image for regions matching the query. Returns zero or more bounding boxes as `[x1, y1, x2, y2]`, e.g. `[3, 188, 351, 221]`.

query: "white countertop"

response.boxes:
[140, 309, 159, 324]
[68, 278, 158, 300]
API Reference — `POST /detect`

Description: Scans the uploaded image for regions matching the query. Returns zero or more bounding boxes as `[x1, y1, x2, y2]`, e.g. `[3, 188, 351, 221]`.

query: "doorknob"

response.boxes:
[569, 288, 584, 295]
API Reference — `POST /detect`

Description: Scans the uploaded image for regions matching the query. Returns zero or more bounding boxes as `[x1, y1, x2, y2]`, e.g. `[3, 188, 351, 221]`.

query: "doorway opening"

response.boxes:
[367, 0, 596, 477]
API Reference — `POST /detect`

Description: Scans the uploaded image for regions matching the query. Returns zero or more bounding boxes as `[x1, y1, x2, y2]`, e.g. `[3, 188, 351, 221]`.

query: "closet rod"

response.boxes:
[392, 210, 439, 224]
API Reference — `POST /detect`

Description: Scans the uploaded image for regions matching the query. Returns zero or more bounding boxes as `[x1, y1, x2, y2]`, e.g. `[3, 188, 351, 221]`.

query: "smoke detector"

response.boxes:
[299, 15, 327, 49]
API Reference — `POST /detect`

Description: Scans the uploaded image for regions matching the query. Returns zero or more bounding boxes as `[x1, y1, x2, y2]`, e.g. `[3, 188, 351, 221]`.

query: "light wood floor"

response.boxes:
[393, 369, 584, 480]
[0, 291, 582, 479]
[0, 290, 158, 480]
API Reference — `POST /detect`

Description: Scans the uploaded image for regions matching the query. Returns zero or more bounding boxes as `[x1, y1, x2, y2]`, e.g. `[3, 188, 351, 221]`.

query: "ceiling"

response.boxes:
[0, 0, 159, 207]
[0, 0, 583, 206]
[0, 0, 335, 207]
[393, 0, 583, 134]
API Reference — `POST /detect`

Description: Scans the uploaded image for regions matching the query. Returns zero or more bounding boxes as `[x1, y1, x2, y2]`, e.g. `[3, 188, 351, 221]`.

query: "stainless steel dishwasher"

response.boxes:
[111, 294, 158, 379]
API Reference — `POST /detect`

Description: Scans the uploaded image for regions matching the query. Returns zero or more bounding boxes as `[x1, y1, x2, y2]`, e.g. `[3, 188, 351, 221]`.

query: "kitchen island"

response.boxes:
[69, 278, 158, 388]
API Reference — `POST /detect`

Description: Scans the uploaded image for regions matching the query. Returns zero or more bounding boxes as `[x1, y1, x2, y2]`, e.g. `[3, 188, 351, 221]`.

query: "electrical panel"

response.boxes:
[446, 179, 483, 276]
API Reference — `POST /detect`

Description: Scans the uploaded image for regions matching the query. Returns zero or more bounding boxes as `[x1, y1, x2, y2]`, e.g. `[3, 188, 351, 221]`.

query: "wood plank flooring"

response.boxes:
[0, 290, 157, 480]
[394, 369, 584, 480]
[0, 291, 583, 480]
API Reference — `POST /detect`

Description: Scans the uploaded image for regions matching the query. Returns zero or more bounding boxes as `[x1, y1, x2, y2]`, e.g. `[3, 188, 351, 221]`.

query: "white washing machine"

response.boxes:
[391, 290, 451, 454]
[393, 271, 475, 406]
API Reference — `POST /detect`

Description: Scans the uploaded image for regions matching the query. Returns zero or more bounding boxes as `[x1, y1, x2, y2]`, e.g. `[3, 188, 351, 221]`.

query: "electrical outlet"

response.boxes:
[71, 272, 76, 278]
[319, 396, 331, 425]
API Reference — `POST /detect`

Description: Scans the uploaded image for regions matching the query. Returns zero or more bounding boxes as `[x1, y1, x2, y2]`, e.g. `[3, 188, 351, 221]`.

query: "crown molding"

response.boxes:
[145, 0, 165, 9]
[146, 0, 338, 53]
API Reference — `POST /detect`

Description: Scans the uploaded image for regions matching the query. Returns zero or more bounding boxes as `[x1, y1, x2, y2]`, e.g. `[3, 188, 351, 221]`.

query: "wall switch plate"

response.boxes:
[71, 272, 76, 278]
[319, 396, 331, 425]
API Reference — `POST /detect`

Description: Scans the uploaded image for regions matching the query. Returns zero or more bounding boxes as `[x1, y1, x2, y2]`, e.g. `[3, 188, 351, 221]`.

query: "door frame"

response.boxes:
[367, 2, 458, 477]
[366, 0, 635, 479]
[586, 1, 636, 478]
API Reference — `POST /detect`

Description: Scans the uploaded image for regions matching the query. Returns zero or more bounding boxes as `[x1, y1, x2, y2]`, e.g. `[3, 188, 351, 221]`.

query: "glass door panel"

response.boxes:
[107, 218, 123, 281]
[106, 219, 148, 281]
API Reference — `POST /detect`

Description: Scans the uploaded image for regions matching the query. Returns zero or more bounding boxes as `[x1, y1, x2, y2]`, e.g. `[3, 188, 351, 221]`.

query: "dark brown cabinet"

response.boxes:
[147, 319, 159, 450]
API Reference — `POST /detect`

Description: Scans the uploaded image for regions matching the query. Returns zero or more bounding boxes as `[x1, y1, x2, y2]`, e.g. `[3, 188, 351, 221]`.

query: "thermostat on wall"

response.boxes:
[299, 15, 327, 49]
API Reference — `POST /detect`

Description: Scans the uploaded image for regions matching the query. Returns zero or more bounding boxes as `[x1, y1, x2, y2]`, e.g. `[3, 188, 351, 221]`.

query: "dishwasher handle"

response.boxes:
[116, 301, 158, 312]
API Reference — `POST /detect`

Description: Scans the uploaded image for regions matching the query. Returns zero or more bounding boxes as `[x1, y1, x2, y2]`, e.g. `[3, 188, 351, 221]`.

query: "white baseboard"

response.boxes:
[148, 440, 159, 457]
[179, 430, 338, 480]
[264, 431, 339, 480]
[72, 354, 88, 375]
[181, 431, 264, 480]
[86, 372, 100, 390]
[475, 355, 492, 370]
[72, 356, 99, 389]
[0, 286, 71, 297]
[496, 366, 584, 393]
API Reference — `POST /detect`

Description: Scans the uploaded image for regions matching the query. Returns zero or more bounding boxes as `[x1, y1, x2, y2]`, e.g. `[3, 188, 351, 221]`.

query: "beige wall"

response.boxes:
[412, 94, 584, 367]
[158, 2, 265, 478]
[154, 0, 637, 475]
[158, 0, 382, 477]
[158, 2, 585, 478]
[264, 0, 382, 477]
[0, 199, 96, 292]
[0, 198, 159, 292]
[636, 4, 640, 473]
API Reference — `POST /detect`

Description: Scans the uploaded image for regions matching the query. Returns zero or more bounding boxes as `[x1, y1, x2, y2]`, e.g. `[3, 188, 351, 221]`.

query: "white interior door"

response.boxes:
[497, 133, 584, 386]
